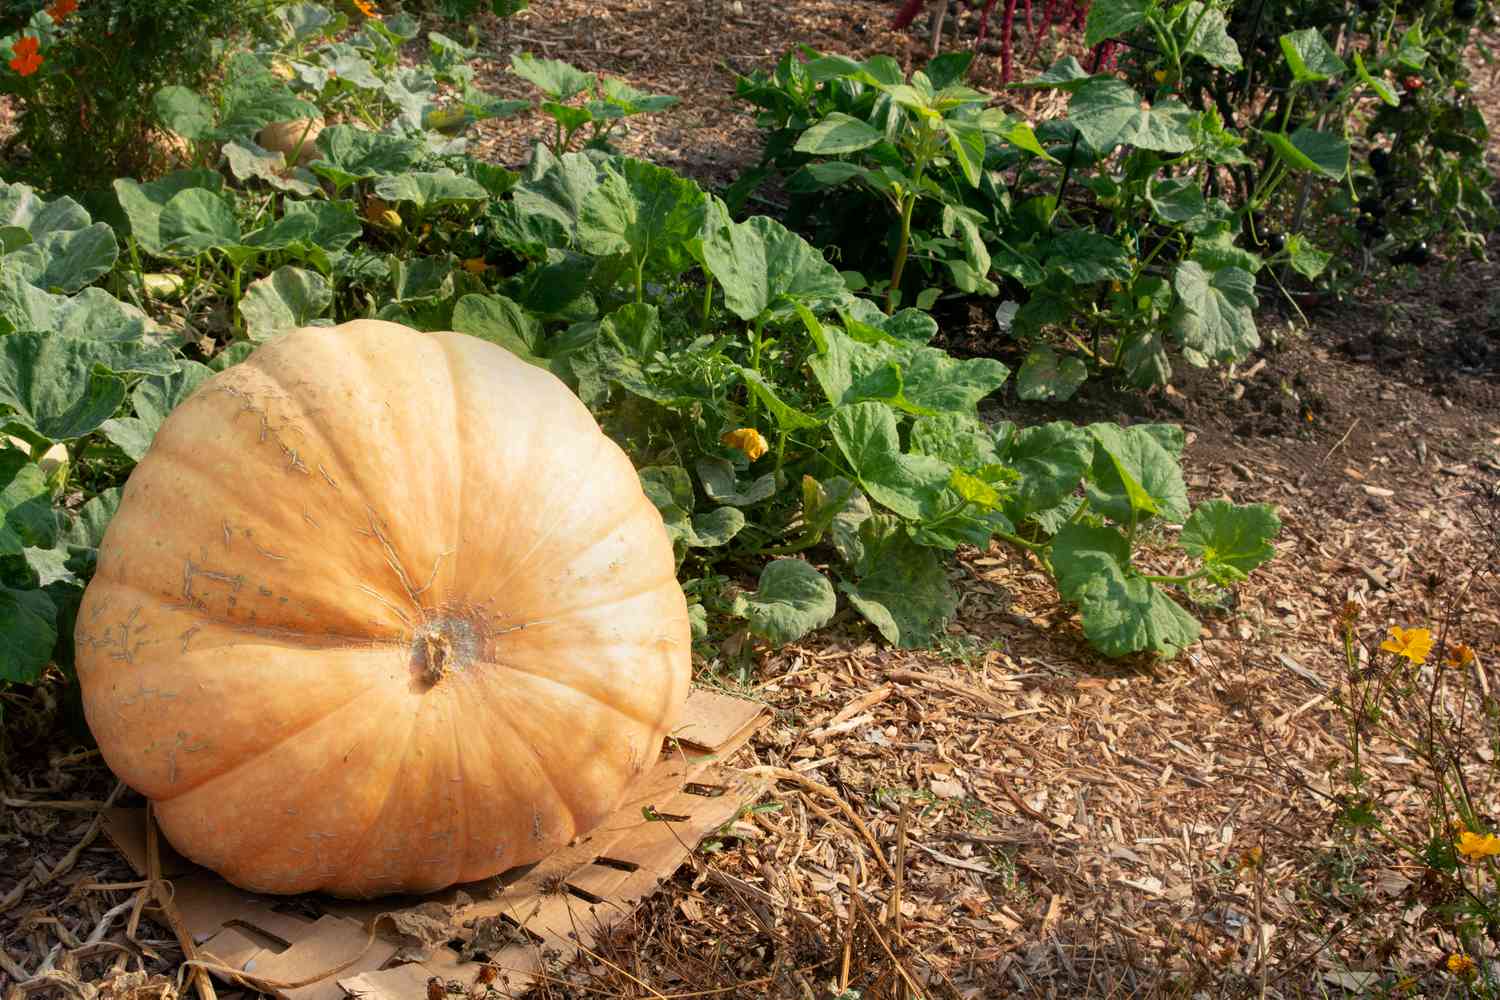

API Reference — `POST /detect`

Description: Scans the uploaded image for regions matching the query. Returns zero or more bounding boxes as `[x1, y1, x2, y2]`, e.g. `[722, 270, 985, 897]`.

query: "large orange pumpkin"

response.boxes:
[75, 320, 691, 898]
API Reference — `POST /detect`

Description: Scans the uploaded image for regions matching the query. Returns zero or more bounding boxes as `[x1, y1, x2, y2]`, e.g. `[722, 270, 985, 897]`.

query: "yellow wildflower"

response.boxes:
[1153, 69, 1168, 83]
[1446, 643, 1476, 668]
[1381, 626, 1433, 665]
[1448, 953, 1477, 977]
[721, 428, 769, 462]
[461, 257, 489, 276]
[1456, 830, 1500, 859]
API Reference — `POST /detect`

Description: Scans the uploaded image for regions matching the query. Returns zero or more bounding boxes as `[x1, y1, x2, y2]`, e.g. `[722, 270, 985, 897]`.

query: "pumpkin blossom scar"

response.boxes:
[721, 428, 769, 461]
[1380, 625, 1432, 664]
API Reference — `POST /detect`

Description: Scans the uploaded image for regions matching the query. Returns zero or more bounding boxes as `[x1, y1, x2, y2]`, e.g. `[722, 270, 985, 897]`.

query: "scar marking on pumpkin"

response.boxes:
[253, 544, 287, 561]
[302, 510, 319, 528]
[222, 521, 232, 547]
[319, 465, 339, 490]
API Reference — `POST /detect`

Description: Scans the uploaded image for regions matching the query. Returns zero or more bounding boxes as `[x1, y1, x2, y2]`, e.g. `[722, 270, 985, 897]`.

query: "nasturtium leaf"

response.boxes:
[697, 456, 776, 507]
[1052, 522, 1200, 657]
[1171, 261, 1259, 364]
[838, 515, 958, 648]
[1279, 27, 1346, 83]
[372, 171, 489, 211]
[510, 51, 592, 100]
[1069, 80, 1195, 152]
[1183, 2, 1242, 70]
[734, 558, 836, 644]
[1017, 344, 1088, 401]
[1, 448, 56, 555]
[829, 402, 953, 520]
[452, 293, 544, 362]
[239, 266, 332, 341]
[0, 333, 128, 441]
[100, 362, 213, 462]
[159, 188, 243, 255]
[1086, 423, 1190, 525]
[0, 583, 56, 682]
[1084, 0, 1148, 46]
[1263, 128, 1348, 180]
[578, 157, 706, 282]
[1179, 499, 1281, 580]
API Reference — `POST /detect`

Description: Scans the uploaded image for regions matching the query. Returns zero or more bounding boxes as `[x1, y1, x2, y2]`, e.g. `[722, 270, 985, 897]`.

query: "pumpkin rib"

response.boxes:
[433, 333, 468, 607]
[481, 649, 673, 732]
[151, 671, 400, 802]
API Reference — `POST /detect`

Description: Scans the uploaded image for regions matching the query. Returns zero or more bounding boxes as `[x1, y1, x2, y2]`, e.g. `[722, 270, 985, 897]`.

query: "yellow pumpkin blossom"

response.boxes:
[1456, 830, 1500, 859]
[1381, 626, 1433, 665]
[352, 0, 382, 18]
[1448, 953, 1477, 977]
[721, 428, 769, 462]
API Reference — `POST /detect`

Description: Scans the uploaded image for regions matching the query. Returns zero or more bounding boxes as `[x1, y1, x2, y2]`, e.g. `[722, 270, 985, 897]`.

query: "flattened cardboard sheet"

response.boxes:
[100, 688, 768, 999]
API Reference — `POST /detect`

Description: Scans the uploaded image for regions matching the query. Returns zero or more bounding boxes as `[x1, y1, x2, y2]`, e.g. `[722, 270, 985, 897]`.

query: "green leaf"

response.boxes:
[0, 333, 130, 441]
[1023, 56, 1094, 92]
[739, 369, 820, 431]
[1179, 499, 1281, 581]
[1182, 2, 1242, 70]
[0, 583, 56, 682]
[1171, 261, 1259, 365]
[998, 421, 1093, 525]
[1352, 52, 1398, 106]
[10, 224, 119, 294]
[1017, 344, 1088, 401]
[1279, 27, 1346, 83]
[154, 85, 216, 140]
[309, 125, 425, 188]
[733, 559, 836, 644]
[221, 139, 323, 196]
[283, 200, 363, 251]
[697, 456, 776, 507]
[829, 403, 953, 520]
[1045, 230, 1131, 284]
[159, 188, 243, 255]
[943, 120, 986, 188]
[372, 171, 489, 211]
[112, 171, 224, 257]
[1147, 178, 1210, 227]
[578, 158, 707, 282]
[1085, 423, 1190, 525]
[1284, 235, 1331, 279]
[1, 448, 56, 556]
[1069, 80, 1195, 152]
[510, 51, 592, 100]
[452, 293, 544, 362]
[838, 516, 958, 648]
[909, 412, 1000, 468]
[1084, 0, 1148, 46]
[700, 205, 844, 321]
[794, 111, 885, 155]
[100, 362, 213, 462]
[1262, 127, 1349, 180]
[238, 266, 332, 341]
[1052, 522, 1201, 658]
[640, 465, 744, 550]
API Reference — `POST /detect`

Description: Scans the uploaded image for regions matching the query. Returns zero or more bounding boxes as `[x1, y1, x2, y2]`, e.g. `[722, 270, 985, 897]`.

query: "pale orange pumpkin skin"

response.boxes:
[75, 320, 691, 898]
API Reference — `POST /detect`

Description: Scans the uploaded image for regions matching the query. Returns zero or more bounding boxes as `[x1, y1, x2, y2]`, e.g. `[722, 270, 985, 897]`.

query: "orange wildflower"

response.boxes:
[1446, 643, 1476, 668]
[9, 36, 41, 77]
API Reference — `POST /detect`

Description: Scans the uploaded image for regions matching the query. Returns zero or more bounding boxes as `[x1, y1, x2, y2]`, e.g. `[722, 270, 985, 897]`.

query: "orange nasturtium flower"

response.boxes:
[8, 36, 42, 77]
[352, 0, 382, 17]
[721, 428, 769, 462]
[46, 0, 78, 22]
[461, 257, 488, 276]
[1448, 953, 1478, 977]
[1381, 626, 1433, 665]
[1456, 830, 1500, 860]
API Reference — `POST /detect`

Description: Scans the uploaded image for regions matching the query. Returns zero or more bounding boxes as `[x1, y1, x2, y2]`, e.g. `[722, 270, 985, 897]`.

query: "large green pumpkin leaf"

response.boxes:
[1, 448, 56, 556]
[0, 583, 56, 682]
[578, 157, 707, 282]
[1171, 261, 1259, 364]
[829, 402, 953, 520]
[1084, 0, 1148, 45]
[1179, 499, 1281, 582]
[0, 332, 178, 441]
[112, 170, 224, 257]
[1085, 423, 1190, 525]
[1069, 80, 1195, 152]
[510, 51, 592, 100]
[372, 171, 489, 211]
[998, 421, 1093, 525]
[239, 266, 332, 341]
[734, 558, 836, 644]
[159, 188, 243, 255]
[838, 515, 958, 647]
[452, 293, 545, 363]
[1052, 522, 1201, 657]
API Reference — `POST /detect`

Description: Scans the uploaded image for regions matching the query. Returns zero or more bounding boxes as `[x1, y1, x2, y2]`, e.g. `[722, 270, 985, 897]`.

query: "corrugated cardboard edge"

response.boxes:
[100, 687, 769, 1000]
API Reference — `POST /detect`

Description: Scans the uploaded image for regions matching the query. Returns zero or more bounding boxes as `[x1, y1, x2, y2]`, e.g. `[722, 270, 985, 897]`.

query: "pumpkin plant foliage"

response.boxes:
[0, 1, 1284, 715]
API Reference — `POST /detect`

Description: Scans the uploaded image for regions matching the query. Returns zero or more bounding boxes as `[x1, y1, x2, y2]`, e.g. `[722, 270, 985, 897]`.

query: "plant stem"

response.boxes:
[885, 192, 918, 315]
